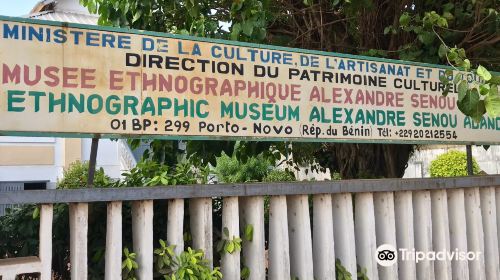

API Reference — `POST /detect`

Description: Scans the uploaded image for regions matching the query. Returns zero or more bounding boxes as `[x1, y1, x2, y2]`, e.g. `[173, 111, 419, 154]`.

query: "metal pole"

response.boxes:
[466, 145, 473, 176]
[87, 137, 99, 188]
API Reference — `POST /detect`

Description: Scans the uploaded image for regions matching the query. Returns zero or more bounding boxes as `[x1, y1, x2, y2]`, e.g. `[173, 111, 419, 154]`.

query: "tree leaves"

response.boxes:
[477, 65, 492, 81]
[399, 13, 411, 27]
[231, 23, 242, 41]
[242, 21, 255, 36]
[417, 32, 435, 45]
[457, 80, 468, 101]
[485, 85, 500, 117]
[225, 240, 235, 253]
[457, 88, 486, 122]
[438, 44, 448, 58]
[244, 224, 254, 242]
[241, 266, 251, 279]
[132, 10, 142, 23]
[32, 206, 40, 219]
[228, 0, 266, 42]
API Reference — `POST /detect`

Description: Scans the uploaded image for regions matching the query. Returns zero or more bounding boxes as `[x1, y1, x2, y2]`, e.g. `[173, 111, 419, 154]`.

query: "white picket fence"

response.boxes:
[0, 176, 499, 280]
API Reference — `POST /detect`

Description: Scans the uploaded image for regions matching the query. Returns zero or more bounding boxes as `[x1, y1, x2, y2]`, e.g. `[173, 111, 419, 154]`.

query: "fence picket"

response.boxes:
[167, 199, 184, 255]
[288, 194, 314, 279]
[239, 196, 266, 280]
[395, 191, 416, 280]
[313, 194, 335, 280]
[479, 187, 500, 280]
[268, 195, 291, 279]
[413, 191, 435, 280]
[132, 200, 154, 279]
[105, 201, 122, 280]
[374, 192, 398, 280]
[70, 203, 88, 280]
[448, 188, 469, 280]
[431, 189, 452, 280]
[39, 204, 53, 280]
[332, 193, 357, 278]
[497, 188, 500, 263]
[189, 197, 213, 267]
[464, 188, 486, 280]
[221, 197, 240, 279]
[355, 192, 378, 280]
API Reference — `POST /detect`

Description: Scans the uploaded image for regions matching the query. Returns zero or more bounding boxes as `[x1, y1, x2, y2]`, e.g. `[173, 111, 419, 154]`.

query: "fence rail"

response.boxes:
[1, 176, 500, 280]
[1, 176, 499, 204]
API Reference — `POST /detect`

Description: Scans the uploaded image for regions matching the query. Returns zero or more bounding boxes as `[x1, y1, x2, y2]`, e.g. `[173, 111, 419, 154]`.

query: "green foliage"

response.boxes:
[439, 63, 499, 122]
[171, 247, 222, 280]
[393, 4, 499, 120]
[335, 259, 371, 280]
[241, 266, 251, 279]
[57, 161, 111, 189]
[80, 0, 222, 37]
[243, 224, 254, 242]
[393, 2, 498, 66]
[216, 227, 242, 255]
[147, 240, 224, 280]
[115, 159, 206, 187]
[335, 259, 352, 280]
[230, 0, 267, 42]
[122, 247, 139, 280]
[0, 204, 39, 258]
[331, 172, 342, 180]
[153, 239, 176, 276]
[262, 169, 296, 182]
[430, 150, 480, 177]
[214, 152, 270, 183]
[357, 265, 369, 280]
[187, 140, 298, 171]
[128, 139, 185, 167]
[124, 241, 222, 280]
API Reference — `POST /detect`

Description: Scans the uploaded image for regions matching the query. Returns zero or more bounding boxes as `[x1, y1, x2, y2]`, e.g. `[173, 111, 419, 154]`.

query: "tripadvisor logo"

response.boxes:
[376, 244, 398, 267]
[375, 244, 482, 266]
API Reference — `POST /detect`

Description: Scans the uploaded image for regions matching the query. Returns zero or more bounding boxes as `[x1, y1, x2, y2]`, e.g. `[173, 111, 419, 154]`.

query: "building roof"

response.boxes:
[28, 0, 98, 25]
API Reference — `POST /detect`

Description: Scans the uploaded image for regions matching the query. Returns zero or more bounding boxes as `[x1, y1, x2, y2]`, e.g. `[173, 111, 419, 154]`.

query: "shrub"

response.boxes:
[214, 153, 270, 183]
[0, 204, 39, 258]
[115, 159, 206, 187]
[263, 169, 295, 182]
[430, 150, 480, 177]
[57, 161, 111, 189]
[331, 172, 342, 180]
[113, 160, 208, 187]
[122, 241, 222, 280]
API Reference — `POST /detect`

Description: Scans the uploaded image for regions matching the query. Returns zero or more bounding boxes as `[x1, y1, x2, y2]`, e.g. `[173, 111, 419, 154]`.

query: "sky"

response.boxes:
[0, 0, 41, 17]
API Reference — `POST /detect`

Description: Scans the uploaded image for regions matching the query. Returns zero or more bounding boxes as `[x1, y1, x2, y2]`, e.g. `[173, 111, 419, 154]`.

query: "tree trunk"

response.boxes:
[316, 143, 415, 179]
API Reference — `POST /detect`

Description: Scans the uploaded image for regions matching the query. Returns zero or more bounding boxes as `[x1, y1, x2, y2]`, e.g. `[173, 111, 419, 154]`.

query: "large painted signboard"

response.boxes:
[0, 16, 499, 144]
